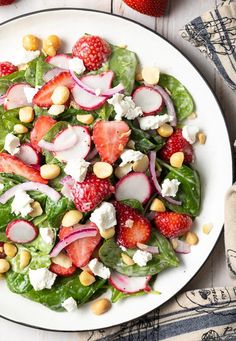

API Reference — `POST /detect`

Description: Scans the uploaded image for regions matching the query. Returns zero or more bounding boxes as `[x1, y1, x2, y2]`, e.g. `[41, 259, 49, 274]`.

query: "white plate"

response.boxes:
[0, 8, 233, 332]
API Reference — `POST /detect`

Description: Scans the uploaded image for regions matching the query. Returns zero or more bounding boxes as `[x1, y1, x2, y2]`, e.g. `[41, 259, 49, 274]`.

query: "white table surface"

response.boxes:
[0, 0, 235, 339]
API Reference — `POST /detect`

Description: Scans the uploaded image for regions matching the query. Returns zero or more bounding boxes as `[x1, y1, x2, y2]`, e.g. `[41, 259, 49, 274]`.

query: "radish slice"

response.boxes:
[6, 219, 38, 243]
[71, 84, 106, 111]
[115, 172, 152, 204]
[46, 54, 72, 69]
[0, 94, 6, 105]
[17, 144, 40, 166]
[50, 225, 98, 257]
[60, 176, 74, 200]
[149, 151, 182, 206]
[38, 126, 78, 152]
[53, 125, 91, 163]
[132, 86, 163, 115]
[43, 68, 65, 82]
[70, 70, 124, 98]
[172, 238, 191, 254]
[137, 243, 159, 254]
[109, 271, 152, 294]
[4, 83, 33, 110]
[80, 71, 114, 91]
[154, 85, 177, 126]
[0, 182, 60, 204]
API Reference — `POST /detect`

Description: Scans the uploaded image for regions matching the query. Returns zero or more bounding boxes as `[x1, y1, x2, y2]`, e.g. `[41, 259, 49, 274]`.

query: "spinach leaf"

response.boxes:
[6, 271, 32, 294]
[159, 74, 194, 121]
[23, 274, 106, 311]
[96, 102, 114, 121]
[158, 159, 201, 216]
[127, 121, 165, 153]
[121, 199, 144, 214]
[33, 105, 49, 117]
[45, 197, 74, 228]
[109, 46, 138, 95]
[99, 230, 179, 276]
[111, 287, 147, 303]
[0, 70, 25, 95]
[25, 55, 53, 87]
[26, 228, 56, 254]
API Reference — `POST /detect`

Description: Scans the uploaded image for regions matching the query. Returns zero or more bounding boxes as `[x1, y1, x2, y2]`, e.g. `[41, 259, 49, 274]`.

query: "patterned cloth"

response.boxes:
[180, 0, 236, 91]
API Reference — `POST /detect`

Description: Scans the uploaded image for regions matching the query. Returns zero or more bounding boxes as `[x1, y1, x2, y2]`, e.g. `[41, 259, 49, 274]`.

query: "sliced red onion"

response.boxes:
[137, 242, 159, 254]
[50, 226, 97, 257]
[60, 175, 74, 186]
[149, 151, 182, 206]
[0, 94, 6, 105]
[70, 70, 124, 98]
[146, 211, 156, 221]
[154, 85, 177, 127]
[171, 238, 191, 254]
[0, 182, 60, 204]
[86, 147, 98, 161]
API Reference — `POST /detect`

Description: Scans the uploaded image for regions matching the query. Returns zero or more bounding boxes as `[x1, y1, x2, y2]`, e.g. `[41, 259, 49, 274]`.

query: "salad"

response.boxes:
[0, 33, 202, 314]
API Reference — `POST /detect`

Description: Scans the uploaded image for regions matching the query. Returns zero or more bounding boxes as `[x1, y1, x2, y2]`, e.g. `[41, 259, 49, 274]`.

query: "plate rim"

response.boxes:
[0, 7, 234, 333]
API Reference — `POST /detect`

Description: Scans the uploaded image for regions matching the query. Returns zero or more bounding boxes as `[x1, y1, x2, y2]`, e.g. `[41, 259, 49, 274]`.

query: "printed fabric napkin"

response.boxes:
[180, 0, 236, 91]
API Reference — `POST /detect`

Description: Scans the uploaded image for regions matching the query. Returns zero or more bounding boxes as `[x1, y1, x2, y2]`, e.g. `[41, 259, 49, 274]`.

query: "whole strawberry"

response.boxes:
[114, 201, 151, 249]
[0, 0, 15, 5]
[160, 128, 193, 163]
[72, 35, 111, 71]
[71, 173, 115, 212]
[123, 0, 168, 17]
[0, 62, 17, 77]
[154, 212, 192, 238]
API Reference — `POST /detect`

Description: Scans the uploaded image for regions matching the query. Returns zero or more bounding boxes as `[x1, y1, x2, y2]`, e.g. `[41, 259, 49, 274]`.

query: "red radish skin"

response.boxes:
[17, 144, 40, 166]
[132, 86, 164, 116]
[43, 68, 65, 82]
[4, 83, 33, 110]
[6, 220, 38, 244]
[80, 71, 114, 91]
[53, 126, 91, 163]
[109, 271, 152, 294]
[115, 172, 152, 204]
[71, 84, 106, 111]
[45, 54, 72, 69]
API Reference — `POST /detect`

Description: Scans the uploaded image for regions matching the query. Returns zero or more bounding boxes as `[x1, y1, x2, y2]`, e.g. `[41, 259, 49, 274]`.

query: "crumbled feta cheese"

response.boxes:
[161, 179, 180, 197]
[120, 245, 127, 252]
[90, 202, 117, 232]
[11, 189, 34, 217]
[138, 114, 170, 130]
[125, 219, 134, 228]
[4, 133, 20, 155]
[88, 258, 111, 279]
[14, 49, 40, 65]
[119, 149, 145, 167]
[29, 268, 57, 291]
[64, 158, 90, 182]
[24, 87, 38, 103]
[62, 297, 77, 312]
[48, 104, 65, 116]
[182, 125, 199, 144]
[95, 88, 101, 97]
[40, 228, 54, 244]
[0, 184, 4, 191]
[108, 93, 142, 121]
[132, 250, 152, 267]
[68, 57, 86, 75]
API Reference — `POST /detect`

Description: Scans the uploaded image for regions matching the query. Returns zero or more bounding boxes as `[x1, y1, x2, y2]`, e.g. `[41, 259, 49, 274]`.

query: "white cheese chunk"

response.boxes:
[108, 93, 143, 121]
[161, 179, 180, 197]
[132, 250, 152, 267]
[64, 158, 90, 182]
[90, 202, 117, 232]
[11, 189, 34, 217]
[138, 114, 170, 130]
[39, 228, 54, 244]
[4, 133, 20, 155]
[29, 268, 57, 291]
[88, 258, 111, 279]
[182, 125, 199, 144]
[68, 57, 86, 75]
[61, 297, 77, 312]
[119, 149, 145, 167]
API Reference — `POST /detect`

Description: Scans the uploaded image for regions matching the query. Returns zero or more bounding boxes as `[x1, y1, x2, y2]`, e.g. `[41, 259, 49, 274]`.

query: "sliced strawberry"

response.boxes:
[160, 128, 193, 163]
[33, 71, 74, 107]
[50, 262, 77, 277]
[71, 173, 115, 212]
[114, 201, 151, 249]
[59, 224, 101, 268]
[30, 116, 56, 152]
[0, 153, 47, 184]
[154, 212, 192, 238]
[93, 120, 130, 165]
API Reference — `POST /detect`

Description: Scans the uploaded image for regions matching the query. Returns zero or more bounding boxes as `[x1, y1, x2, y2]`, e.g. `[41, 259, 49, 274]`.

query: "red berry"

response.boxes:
[0, 62, 17, 77]
[0, 0, 15, 6]
[114, 201, 151, 249]
[30, 116, 56, 152]
[160, 128, 193, 163]
[154, 212, 192, 238]
[72, 35, 111, 71]
[59, 225, 101, 268]
[71, 173, 115, 212]
[50, 261, 77, 277]
[93, 120, 130, 165]
[123, 0, 168, 17]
